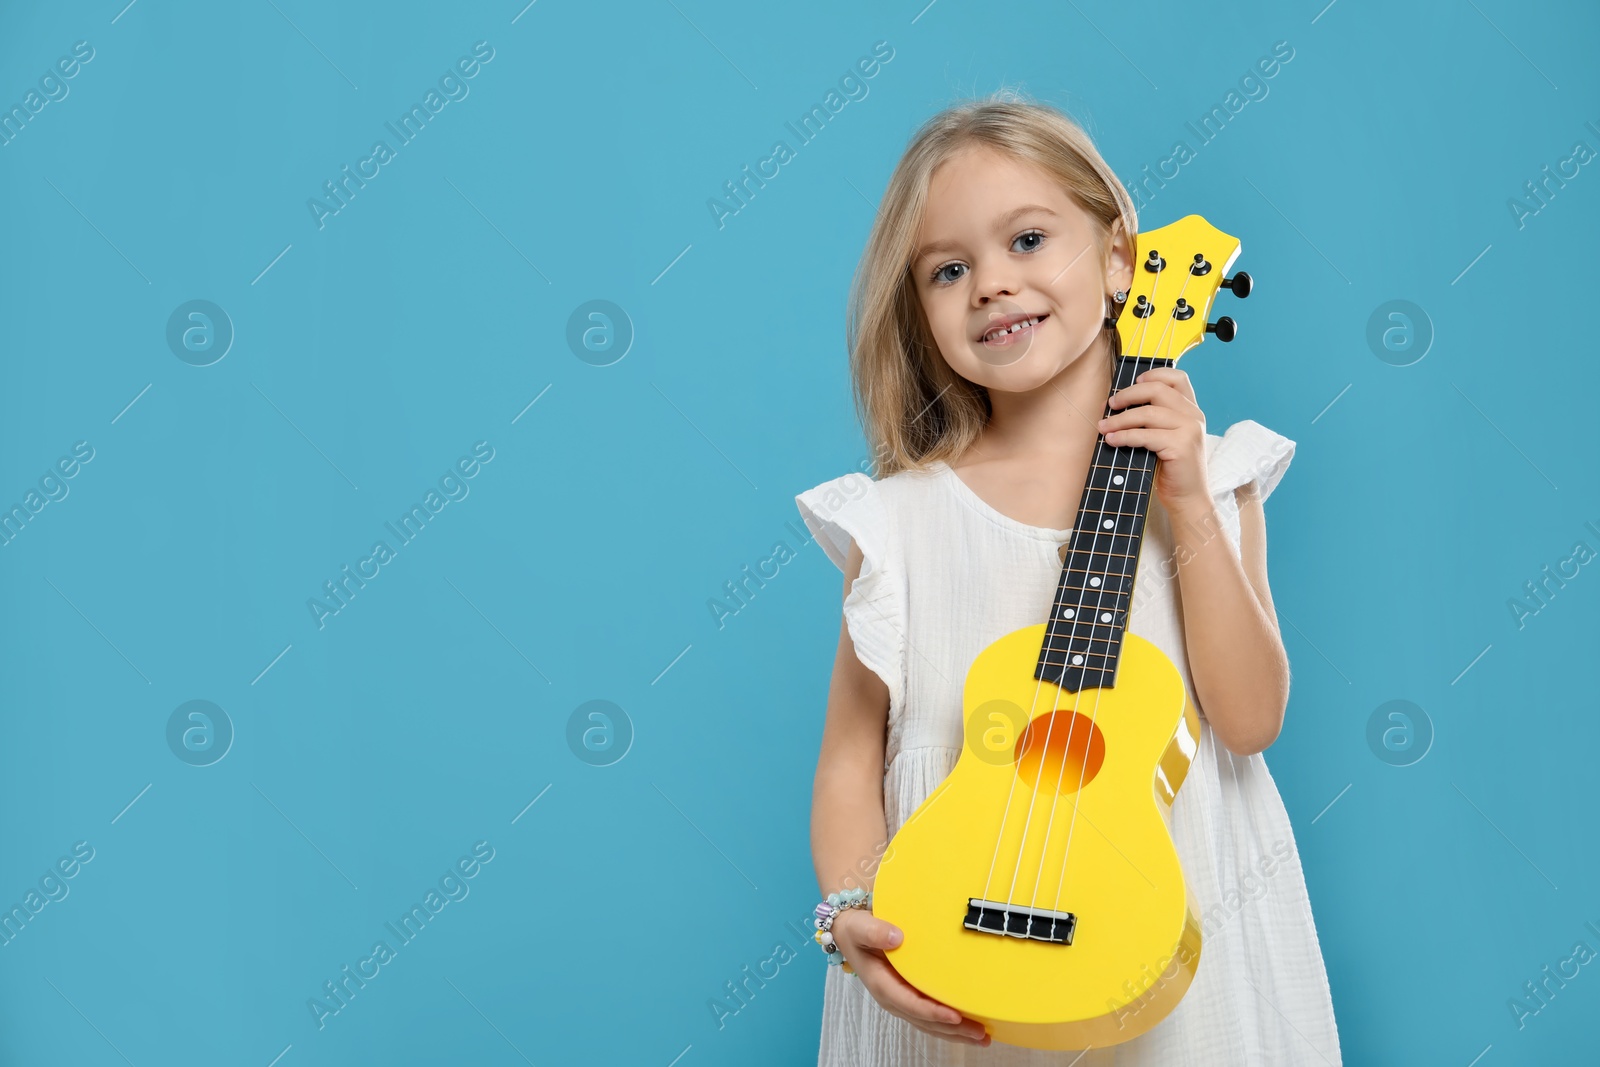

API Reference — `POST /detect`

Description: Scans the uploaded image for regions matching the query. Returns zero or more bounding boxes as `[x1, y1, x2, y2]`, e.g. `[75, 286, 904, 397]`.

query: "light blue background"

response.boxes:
[1, 1, 1596, 1064]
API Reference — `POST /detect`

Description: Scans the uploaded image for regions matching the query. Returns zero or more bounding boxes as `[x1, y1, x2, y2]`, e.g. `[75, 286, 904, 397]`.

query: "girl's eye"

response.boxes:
[927, 231, 1047, 286]
[1013, 230, 1046, 253]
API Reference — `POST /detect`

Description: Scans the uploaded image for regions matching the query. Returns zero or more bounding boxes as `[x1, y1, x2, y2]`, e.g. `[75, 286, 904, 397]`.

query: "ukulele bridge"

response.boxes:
[964, 897, 1076, 945]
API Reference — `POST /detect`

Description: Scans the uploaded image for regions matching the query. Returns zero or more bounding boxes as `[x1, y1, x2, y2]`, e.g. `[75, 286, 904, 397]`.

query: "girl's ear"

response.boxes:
[1105, 217, 1135, 297]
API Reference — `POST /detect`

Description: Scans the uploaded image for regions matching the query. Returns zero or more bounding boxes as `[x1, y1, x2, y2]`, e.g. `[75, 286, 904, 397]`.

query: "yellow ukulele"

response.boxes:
[870, 215, 1252, 1050]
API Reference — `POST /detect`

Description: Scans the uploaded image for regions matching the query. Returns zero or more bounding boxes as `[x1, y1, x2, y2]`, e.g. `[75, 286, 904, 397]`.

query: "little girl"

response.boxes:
[795, 95, 1343, 1065]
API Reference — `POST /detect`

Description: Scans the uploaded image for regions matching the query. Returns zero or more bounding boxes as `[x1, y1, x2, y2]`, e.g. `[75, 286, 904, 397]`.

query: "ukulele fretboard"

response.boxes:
[1035, 355, 1174, 693]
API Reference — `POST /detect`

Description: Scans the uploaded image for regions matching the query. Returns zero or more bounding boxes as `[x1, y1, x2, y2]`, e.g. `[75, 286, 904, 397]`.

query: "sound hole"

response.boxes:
[1014, 711, 1105, 794]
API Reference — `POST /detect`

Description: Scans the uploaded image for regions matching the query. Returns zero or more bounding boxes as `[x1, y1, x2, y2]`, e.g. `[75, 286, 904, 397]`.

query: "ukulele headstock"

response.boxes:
[1114, 214, 1251, 362]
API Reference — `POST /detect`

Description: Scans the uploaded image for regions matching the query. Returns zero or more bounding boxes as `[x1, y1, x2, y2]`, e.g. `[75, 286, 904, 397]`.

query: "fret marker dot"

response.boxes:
[1102, 519, 1114, 529]
[1089, 577, 1101, 587]
[1112, 475, 1124, 485]
[1072, 654, 1084, 665]
[1101, 612, 1112, 622]
[1062, 608, 1075, 619]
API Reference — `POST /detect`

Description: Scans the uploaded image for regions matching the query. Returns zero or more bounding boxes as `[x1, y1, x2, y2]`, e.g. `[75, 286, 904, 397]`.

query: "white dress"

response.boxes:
[794, 420, 1342, 1066]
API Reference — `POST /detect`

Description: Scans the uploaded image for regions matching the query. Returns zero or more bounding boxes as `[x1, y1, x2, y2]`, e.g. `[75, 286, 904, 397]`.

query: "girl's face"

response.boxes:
[911, 144, 1133, 391]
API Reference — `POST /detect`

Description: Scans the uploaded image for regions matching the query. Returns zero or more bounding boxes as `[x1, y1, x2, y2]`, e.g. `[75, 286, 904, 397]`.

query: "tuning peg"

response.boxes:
[1206, 317, 1237, 342]
[1222, 272, 1252, 298]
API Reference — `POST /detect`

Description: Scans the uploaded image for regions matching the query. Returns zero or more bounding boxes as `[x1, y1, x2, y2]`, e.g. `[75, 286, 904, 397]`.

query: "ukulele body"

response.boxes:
[871, 622, 1203, 1049]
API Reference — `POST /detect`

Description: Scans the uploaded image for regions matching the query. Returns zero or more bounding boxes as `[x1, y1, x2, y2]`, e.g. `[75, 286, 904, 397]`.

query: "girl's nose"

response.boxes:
[974, 270, 1019, 303]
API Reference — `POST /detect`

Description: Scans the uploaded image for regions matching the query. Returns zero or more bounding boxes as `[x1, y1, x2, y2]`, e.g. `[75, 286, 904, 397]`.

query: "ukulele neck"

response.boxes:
[1035, 355, 1175, 693]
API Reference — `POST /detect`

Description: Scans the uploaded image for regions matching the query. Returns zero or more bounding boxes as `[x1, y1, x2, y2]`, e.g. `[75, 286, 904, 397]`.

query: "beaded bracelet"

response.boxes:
[813, 887, 873, 975]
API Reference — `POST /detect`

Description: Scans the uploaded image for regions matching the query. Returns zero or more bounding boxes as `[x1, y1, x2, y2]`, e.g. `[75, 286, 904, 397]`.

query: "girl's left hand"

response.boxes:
[1097, 367, 1212, 517]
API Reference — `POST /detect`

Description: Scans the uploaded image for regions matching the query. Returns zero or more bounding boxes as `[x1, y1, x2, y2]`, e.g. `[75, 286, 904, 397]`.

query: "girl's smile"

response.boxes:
[979, 312, 1049, 346]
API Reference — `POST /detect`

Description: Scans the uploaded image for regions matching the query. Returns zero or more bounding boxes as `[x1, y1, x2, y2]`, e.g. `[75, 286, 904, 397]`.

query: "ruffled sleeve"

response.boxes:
[1206, 419, 1296, 503]
[1202, 419, 1296, 556]
[794, 473, 904, 712]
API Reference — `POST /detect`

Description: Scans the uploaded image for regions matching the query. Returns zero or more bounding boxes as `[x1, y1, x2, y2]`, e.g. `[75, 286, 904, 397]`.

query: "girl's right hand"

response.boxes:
[829, 910, 992, 1047]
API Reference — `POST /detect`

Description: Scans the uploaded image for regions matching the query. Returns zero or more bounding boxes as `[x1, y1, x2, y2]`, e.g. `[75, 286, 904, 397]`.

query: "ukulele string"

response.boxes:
[1021, 297, 1167, 923]
[1011, 259, 1180, 922]
[973, 275, 1135, 929]
[985, 259, 1173, 930]
[1040, 263, 1192, 925]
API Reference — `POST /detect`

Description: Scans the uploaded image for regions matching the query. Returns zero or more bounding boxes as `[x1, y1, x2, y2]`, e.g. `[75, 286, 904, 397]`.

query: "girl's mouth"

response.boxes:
[981, 314, 1048, 346]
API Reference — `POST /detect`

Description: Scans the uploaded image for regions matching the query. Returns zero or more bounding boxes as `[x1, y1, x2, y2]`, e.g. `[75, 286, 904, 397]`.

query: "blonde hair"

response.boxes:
[847, 91, 1138, 477]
